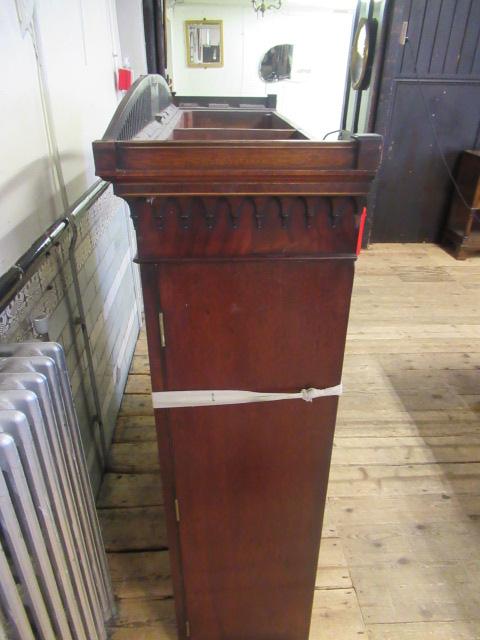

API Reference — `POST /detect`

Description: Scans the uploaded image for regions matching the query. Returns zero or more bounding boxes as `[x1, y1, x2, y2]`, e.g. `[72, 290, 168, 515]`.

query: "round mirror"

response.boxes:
[350, 19, 371, 90]
[260, 44, 294, 82]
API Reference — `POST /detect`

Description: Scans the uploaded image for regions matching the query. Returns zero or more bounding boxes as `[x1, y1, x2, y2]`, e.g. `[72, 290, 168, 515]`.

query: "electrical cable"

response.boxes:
[323, 128, 347, 140]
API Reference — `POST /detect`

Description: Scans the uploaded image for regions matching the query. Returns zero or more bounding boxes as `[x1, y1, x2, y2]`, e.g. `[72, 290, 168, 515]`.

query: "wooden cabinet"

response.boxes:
[93, 75, 382, 640]
[443, 150, 480, 259]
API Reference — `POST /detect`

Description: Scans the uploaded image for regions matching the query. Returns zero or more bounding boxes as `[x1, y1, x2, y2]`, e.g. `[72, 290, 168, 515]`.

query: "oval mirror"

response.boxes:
[259, 44, 294, 82]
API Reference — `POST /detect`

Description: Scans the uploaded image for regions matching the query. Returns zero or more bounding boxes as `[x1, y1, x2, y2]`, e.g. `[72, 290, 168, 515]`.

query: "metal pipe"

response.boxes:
[0, 179, 110, 468]
[0, 180, 109, 311]
[66, 213, 108, 465]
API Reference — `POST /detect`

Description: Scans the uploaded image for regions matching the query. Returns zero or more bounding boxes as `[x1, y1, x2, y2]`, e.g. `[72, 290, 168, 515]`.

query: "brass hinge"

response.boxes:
[174, 498, 180, 522]
[400, 21, 409, 45]
[185, 621, 191, 637]
[159, 312, 166, 348]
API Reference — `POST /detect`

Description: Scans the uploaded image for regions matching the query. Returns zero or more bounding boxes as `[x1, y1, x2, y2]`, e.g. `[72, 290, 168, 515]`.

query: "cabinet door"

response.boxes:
[157, 259, 353, 639]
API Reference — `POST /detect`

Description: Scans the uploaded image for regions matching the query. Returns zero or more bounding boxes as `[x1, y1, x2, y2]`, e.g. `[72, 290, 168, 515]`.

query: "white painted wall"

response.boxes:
[116, 0, 148, 79]
[0, 0, 122, 274]
[0, 0, 146, 487]
[168, 0, 355, 138]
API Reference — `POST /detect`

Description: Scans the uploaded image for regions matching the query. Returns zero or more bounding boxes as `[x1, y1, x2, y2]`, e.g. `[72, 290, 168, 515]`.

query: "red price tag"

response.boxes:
[118, 67, 132, 91]
[356, 207, 367, 256]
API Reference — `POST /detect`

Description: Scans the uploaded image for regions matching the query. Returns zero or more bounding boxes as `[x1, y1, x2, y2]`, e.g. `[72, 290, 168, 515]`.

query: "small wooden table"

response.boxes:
[93, 75, 382, 640]
[443, 150, 480, 259]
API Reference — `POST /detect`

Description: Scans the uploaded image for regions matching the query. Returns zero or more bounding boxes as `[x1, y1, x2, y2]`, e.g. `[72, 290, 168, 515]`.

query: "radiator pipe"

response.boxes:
[0, 180, 109, 465]
[67, 213, 108, 465]
[0, 181, 109, 311]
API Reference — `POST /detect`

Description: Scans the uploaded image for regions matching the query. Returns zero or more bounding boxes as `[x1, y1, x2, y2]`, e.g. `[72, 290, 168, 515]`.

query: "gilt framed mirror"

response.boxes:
[185, 20, 224, 68]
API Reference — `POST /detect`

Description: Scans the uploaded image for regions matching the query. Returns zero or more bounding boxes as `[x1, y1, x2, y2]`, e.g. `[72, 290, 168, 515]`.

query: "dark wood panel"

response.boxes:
[174, 94, 277, 109]
[443, 0, 472, 75]
[473, 24, 480, 74]
[372, 81, 480, 242]
[116, 142, 357, 172]
[157, 259, 351, 638]
[183, 110, 294, 130]
[158, 260, 352, 392]
[171, 400, 337, 640]
[415, 1, 443, 76]
[140, 263, 188, 632]
[400, 0, 480, 78]
[97, 136, 381, 198]
[172, 128, 302, 141]
[367, 0, 480, 242]
[117, 140, 355, 175]
[458, 1, 480, 75]
[133, 196, 358, 259]
[429, 0, 457, 75]
[399, 0, 426, 76]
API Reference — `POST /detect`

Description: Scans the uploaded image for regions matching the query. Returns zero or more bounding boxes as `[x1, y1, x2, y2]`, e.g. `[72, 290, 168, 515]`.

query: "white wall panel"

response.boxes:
[0, 2, 60, 273]
[0, 0, 121, 273]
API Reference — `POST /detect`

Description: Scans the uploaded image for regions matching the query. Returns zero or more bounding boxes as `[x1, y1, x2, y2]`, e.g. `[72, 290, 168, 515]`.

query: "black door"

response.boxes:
[369, 0, 480, 242]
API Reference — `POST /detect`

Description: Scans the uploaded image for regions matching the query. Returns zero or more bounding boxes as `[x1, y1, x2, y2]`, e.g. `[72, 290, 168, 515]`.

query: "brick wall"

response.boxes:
[0, 186, 141, 493]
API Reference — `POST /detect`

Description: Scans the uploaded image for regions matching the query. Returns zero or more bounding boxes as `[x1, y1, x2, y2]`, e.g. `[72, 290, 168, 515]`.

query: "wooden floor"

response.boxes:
[98, 244, 480, 639]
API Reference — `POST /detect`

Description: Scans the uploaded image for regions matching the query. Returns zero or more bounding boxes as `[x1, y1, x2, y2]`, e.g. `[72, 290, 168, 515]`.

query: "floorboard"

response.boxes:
[98, 244, 480, 639]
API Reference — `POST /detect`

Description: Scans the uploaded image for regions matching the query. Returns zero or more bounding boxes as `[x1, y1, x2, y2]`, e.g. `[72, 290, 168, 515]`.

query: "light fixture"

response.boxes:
[252, 0, 282, 18]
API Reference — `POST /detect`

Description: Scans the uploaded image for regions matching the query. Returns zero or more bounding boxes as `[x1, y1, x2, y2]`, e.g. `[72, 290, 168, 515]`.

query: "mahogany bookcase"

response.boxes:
[93, 75, 382, 640]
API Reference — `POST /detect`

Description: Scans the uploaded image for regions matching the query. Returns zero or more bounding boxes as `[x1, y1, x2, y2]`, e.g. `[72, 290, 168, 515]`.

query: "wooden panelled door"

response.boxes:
[368, 0, 480, 242]
[155, 259, 353, 638]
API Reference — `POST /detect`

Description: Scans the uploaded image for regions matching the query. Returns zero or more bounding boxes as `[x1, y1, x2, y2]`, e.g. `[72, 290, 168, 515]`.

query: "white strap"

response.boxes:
[151, 384, 342, 409]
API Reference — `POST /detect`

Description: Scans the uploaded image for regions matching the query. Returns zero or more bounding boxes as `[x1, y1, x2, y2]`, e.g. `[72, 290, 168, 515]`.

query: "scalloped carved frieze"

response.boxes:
[142, 195, 360, 233]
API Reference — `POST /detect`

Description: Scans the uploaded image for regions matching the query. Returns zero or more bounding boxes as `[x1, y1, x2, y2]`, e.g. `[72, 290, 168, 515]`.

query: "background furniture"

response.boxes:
[443, 150, 480, 260]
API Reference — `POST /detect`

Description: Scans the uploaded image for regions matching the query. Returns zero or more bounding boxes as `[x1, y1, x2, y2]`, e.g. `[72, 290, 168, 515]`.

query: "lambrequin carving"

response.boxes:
[125, 195, 366, 260]
[142, 196, 359, 232]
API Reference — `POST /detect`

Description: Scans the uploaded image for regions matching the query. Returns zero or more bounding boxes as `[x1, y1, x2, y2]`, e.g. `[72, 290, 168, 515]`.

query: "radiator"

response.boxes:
[0, 342, 115, 640]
